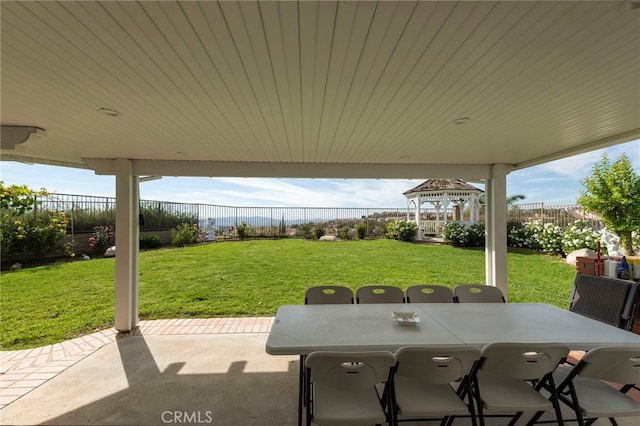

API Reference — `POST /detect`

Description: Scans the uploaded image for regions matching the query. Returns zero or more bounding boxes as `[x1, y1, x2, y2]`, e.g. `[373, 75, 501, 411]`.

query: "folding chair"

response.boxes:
[471, 342, 569, 426]
[305, 351, 396, 425]
[392, 345, 481, 425]
[405, 285, 455, 303]
[553, 345, 640, 426]
[356, 285, 405, 303]
[454, 284, 506, 303]
[305, 285, 353, 305]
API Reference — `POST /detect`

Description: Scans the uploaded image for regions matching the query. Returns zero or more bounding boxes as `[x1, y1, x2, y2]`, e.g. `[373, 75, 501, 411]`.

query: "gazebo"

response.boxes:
[404, 179, 484, 240]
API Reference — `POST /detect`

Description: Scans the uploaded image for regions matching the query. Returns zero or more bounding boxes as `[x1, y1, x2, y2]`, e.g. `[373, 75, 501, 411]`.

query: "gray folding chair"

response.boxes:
[305, 286, 353, 304]
[356, 285, 405, 304]
[553, 345, 640, 426]
[305, 351, 396, 425]
[393, 345, 481, 425]
[454, 284, 505, 303]
[405, 285, 455, 303]
[471, 342, 569, 426]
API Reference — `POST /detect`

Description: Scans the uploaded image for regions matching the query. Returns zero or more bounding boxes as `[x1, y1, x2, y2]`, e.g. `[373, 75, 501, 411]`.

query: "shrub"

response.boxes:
[314, 225, 325, 240]
[295, 222, 314, 239]
[467, 222, 486, 247]
[442, 222, 467, 246]
[533, 221, 564, 255]
[442, 221, 485, 247]
[1, 183, 71, 260]
[88, 225, 114, 254]
[236, 221, 249, 239]
[171, 223, 198, 247]
[561, 220, 599, 254]
[355, 223, 367, 240]
[140, 235, 163, 250]
[389, 220, 417, 242]
[338, 226, 353, 240]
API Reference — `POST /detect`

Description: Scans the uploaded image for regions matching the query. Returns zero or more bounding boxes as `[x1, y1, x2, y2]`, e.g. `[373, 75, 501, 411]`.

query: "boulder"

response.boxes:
[565, 248, 595, 266]
[104, 246, 116, 257]
[319, 235, 337, 242]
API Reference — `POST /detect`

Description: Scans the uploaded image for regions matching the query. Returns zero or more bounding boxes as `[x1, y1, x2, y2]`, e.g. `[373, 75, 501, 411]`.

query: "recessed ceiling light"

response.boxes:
[453, 117, 471, 125]
[98, 107, 121, 117]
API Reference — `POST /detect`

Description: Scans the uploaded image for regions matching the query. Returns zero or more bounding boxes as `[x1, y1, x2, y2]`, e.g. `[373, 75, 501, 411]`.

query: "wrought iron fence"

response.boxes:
[506, 202, 603, 230]
[35, 193, 408, 238]
[34, 194, 603, 238]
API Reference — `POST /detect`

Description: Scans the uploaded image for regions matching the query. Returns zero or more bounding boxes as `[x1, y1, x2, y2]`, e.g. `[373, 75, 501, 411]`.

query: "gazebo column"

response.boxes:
[114, 159, 140, 332]
[485, 164, 509, 299]
[416, 200, 422, 238]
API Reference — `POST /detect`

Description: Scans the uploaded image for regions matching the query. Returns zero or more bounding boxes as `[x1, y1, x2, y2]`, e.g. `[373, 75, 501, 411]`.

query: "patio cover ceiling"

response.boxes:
[1, 1, 639, 180]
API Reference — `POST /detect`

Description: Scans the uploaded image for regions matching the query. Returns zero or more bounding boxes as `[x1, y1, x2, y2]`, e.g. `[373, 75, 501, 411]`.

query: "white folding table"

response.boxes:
[265, 302, 640, 425]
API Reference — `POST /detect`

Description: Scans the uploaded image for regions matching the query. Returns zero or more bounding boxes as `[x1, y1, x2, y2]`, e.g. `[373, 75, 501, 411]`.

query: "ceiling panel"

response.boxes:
[1, 1, 638, 178]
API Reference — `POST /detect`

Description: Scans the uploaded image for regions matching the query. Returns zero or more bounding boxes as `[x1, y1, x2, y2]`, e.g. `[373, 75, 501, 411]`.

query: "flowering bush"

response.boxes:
[442, 222, 467, 246]
[561, 220, 600, 254]
[88, 225, 114, 254]
[508, 223, 537, 249]
[526, 220, 563, 255]
[5, 211, 70, 259]
[442, 221, 485, 247]
[389, 220, 418, 242]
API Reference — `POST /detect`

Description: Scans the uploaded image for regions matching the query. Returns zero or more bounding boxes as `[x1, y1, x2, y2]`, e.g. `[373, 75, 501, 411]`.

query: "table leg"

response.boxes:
[298, 355, 305, 426]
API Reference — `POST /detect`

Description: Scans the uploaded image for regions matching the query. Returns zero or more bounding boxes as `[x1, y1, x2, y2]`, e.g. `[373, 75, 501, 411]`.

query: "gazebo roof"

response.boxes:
[403, 179, 484, 195]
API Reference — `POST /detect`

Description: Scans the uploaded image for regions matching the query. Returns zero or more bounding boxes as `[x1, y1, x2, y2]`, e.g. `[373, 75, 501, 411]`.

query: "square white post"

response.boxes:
[485, 164, 509, 300]
[114, 159, 140, 331]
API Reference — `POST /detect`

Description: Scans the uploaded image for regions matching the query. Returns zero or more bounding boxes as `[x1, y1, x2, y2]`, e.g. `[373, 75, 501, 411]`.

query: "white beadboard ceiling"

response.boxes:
[1, 1, 639, 179]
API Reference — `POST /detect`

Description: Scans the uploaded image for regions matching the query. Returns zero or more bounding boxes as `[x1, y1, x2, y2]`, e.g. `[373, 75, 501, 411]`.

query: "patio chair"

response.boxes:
[304, 351, 396, 425]
[392, 345, 481, 425]
[405, 285, 454, 303]
[356, 285, 405, 304]
[305, 286, 353, 304]
[454, 284, 505, 303]
[569, 273, 639, 330]
[471, 342, 569, 426]
[552, 345, 640, 426]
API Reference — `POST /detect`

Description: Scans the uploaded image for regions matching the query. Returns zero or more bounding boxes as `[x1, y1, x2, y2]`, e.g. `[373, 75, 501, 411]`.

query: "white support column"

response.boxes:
[416, 200, 422, 238]
[114, 159, 140, 331]
[485, 164, 509, 299]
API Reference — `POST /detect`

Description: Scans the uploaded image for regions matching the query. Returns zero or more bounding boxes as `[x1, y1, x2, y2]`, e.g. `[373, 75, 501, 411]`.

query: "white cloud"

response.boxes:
[2, 139, 639, 208]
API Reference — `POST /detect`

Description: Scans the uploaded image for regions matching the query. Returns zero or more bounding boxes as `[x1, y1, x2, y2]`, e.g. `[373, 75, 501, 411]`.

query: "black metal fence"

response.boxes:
[34, 193, 603, 238]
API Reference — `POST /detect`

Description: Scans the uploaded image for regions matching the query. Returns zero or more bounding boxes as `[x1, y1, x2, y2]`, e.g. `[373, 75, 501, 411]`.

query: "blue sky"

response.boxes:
[1, 140, 638, 208]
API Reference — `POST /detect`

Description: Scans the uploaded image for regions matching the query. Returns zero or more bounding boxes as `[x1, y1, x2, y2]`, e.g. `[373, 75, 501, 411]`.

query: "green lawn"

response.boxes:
[0, 239, 577, 350]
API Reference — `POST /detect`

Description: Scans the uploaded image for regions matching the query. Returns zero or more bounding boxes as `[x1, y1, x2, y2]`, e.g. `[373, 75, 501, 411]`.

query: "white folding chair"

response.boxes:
[471, 342, 569, 426]
[393, 345, 481, 425]
[305, 351, 396, 425]
[553, 345, 640, 426]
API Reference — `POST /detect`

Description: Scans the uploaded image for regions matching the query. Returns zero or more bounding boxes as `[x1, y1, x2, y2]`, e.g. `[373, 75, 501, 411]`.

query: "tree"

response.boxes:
[578, 153, 640, 255]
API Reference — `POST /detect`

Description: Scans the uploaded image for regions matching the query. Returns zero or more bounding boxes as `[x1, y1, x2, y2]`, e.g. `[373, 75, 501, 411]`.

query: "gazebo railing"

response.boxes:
[419, 220, 476, 237]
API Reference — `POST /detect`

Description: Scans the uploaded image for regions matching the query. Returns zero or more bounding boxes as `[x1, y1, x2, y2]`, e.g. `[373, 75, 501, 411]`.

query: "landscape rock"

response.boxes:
[9, 263, 22, 270]
[565, 248, 595, 266]
[104, 246, 116, 257]
[319, 235, 337, 241]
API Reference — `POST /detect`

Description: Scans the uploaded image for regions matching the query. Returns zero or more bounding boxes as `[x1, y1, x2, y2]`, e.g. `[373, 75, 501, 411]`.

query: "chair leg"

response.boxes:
[473, 378, 485, 426]
[508, 412, 523, 426]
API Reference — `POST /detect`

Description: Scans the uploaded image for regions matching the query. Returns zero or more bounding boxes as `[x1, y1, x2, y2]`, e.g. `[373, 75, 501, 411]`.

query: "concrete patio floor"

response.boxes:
[1, 318, 639, 426]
